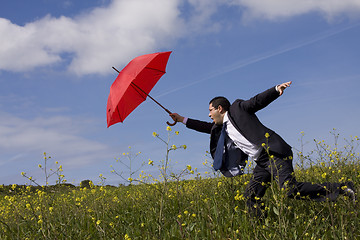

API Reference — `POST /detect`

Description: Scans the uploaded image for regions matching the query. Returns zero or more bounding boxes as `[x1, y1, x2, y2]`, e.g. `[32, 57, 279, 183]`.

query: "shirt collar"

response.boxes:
[223, 111, 229, 125]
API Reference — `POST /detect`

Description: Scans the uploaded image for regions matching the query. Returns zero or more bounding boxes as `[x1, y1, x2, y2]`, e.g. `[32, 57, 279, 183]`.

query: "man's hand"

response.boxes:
[277, 81, 292, 96]
[170, 113, 184, 123]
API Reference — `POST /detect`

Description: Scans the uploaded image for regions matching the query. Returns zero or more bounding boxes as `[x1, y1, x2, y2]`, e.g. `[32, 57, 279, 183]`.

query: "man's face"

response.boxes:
[208, 103, 224, 125]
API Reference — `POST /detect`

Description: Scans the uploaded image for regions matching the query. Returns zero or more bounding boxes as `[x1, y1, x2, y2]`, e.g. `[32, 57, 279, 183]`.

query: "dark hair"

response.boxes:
[209, 96, 230, 111]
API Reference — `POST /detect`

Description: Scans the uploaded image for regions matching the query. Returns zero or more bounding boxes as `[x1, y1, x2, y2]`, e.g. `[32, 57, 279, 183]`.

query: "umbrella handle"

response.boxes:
[166, 120, 177, 126]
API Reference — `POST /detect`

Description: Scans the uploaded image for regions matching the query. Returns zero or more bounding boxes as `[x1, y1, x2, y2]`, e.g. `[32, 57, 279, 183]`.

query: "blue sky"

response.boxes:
[1, 0, 360, 186]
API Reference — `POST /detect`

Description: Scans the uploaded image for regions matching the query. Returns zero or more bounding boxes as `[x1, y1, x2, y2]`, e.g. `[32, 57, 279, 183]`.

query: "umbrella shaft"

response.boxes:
[131, 82, 172, 114]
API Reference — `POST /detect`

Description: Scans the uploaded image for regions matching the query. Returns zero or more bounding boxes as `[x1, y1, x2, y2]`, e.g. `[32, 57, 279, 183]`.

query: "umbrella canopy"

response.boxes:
[107, 51, 172, 127]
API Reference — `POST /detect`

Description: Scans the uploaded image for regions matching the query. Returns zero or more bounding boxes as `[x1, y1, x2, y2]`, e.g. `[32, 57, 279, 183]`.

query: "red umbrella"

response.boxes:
[107, 51, 176, 128]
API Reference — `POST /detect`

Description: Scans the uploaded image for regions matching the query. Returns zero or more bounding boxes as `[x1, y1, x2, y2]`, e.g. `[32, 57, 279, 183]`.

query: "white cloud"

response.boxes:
[183, 0, 223, 33]
[230, 0, 360, 21]
[0, 0, 184, 75]
[0, 112, 110, 168]
[1, 0, 359, 76]
[0, 18, 62, 71]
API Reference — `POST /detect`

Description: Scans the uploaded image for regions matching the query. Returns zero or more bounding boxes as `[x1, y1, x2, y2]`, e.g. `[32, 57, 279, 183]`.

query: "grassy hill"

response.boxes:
[1, 133, 359, 239]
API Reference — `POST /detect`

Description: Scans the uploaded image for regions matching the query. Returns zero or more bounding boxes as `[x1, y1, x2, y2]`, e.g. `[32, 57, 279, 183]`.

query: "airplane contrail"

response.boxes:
[156, 22, 360, 98]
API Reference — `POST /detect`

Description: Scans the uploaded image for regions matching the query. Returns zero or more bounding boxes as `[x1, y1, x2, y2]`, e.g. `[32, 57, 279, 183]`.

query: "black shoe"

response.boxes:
[341, 181, 356, 203]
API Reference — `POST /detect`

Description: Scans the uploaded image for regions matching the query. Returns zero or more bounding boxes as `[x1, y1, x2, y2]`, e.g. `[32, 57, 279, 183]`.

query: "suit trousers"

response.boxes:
[243, 149, 342, 216]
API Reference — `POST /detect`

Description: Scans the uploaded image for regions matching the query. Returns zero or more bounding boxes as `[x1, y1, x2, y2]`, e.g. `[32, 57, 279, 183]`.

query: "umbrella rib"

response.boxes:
[145, 67, 165, 73]
[130, 83, 147, 100]
[116, 106, 123, 122]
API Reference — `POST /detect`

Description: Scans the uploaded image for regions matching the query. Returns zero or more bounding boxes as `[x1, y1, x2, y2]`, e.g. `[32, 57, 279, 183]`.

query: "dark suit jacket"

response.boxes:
[186, 86, 292, 170]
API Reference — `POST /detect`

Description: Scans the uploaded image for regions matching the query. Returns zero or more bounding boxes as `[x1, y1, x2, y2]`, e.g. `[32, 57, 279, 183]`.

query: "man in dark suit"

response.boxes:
[170, 81, 355, 217]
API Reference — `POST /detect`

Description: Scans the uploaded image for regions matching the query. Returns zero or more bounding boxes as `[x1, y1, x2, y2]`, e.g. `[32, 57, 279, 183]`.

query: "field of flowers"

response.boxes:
[0, 129, 359, 239]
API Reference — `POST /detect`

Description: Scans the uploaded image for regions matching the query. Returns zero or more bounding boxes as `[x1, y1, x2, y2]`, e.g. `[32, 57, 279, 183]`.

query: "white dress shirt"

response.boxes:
[223, 112, 262, 161]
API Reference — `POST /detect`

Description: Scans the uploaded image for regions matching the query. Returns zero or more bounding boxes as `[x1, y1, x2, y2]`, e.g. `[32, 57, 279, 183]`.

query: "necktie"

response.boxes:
[213, 125, 226, 171]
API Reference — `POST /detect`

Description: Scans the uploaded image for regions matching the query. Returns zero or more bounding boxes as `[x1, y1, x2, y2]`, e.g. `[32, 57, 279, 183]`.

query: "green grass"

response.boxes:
[0, 130, 359, 239]
[1, 164, 359, 239]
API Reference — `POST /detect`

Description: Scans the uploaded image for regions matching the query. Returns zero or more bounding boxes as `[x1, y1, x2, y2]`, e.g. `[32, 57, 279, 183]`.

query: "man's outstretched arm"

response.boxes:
[238, 81, 293, 114]
[170, 113, 213, 134]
